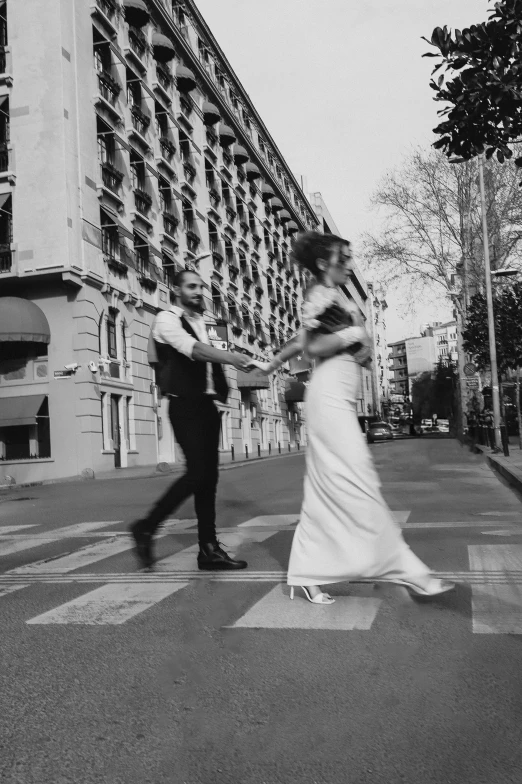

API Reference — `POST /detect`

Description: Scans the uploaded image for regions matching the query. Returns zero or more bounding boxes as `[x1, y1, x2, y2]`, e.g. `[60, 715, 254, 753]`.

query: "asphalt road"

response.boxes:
[1, 439, 522, 784]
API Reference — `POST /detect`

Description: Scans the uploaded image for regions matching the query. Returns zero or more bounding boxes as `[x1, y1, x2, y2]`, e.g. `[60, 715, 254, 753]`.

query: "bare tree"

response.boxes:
[362, 147, 522, 317]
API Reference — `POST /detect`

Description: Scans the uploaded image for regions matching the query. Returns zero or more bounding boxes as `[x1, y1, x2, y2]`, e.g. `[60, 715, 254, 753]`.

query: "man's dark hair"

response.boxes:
[173, 268, 201, 288]
[291, 231, 349, 277]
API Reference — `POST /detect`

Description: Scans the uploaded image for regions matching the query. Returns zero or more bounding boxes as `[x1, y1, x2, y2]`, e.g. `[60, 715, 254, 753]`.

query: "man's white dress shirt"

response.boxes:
[153, 305, 216, 396]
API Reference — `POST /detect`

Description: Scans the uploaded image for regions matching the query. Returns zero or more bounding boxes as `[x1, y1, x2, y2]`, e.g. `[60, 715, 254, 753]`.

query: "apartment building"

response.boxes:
[388, 340, 408, 398]
[429, 321, 458, 364]
[0, 0, 319, 483]
[308, 192, 376, 416]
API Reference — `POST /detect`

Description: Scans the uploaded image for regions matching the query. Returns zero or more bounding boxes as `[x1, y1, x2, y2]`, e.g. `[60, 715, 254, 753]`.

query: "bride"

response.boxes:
[255, 232, 455, 605]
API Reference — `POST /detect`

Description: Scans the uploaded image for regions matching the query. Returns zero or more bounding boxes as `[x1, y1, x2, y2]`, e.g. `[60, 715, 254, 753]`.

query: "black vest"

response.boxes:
[153, 314, 229, 404]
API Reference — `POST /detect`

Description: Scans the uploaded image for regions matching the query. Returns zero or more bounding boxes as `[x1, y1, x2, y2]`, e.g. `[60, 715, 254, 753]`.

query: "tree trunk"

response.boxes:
[516, 366, 522, 449]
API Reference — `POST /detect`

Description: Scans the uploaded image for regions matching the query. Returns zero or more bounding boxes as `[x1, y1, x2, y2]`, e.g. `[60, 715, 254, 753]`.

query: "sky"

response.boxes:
[195, 0, 488, 341]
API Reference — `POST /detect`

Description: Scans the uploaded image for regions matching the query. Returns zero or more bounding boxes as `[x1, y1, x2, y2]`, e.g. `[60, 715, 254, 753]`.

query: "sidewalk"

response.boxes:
[0, 445, 305, 490]
[475, 436, 522, 496]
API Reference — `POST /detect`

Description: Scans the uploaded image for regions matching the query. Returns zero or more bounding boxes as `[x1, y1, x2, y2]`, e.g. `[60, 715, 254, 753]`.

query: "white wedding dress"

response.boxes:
[287, 292, 430, 588]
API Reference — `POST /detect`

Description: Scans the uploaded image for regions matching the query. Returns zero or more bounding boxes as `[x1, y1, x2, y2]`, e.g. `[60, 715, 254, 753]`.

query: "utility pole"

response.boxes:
[478, 153, 502, 451]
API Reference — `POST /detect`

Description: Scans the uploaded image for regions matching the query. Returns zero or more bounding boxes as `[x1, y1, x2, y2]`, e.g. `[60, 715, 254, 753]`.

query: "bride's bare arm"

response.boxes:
[305, 326, 368, 359]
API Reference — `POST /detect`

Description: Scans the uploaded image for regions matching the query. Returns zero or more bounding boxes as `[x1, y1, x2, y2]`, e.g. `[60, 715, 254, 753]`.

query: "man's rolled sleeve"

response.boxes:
[153, 311, 197, 359]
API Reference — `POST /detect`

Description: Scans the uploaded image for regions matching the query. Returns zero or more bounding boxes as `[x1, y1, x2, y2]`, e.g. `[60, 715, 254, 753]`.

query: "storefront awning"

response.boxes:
[122, 0, 150, 27]
[261, 183, 275, 201]
[285, 381, 307, 403]
[279, 209, 292, 223]
[287, 220, 299, 233]
[0, 297, 51, 344]
[0, 394, 46, 427]
[236, 369, 269, 390]
[152, 33, 176, 63]
[271, 198, 284, 212]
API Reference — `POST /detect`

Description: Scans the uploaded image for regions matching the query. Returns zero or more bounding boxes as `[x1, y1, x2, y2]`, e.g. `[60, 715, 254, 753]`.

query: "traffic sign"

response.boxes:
[466, 378, 479, 388]
[464, 363, 477, 376]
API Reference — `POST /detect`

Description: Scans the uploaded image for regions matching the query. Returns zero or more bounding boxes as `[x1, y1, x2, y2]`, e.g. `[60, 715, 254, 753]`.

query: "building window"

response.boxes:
[0, 397, 50, 461]
[107, 309, 118, 359]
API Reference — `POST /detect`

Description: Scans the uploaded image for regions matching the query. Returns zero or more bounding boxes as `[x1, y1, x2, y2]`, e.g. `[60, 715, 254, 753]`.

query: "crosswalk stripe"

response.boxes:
[0, 525, 40, 534]
[9, 531, 166, 575]
[154, 528, 277, 572]
[226, 584, 382, 630]
[468, 544, 522, 634]
[26, 582, 188, 625]
[0, 522, 116, 557]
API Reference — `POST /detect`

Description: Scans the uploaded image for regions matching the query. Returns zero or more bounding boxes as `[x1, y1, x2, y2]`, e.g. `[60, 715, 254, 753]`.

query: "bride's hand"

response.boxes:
[248, 359, 276, 374]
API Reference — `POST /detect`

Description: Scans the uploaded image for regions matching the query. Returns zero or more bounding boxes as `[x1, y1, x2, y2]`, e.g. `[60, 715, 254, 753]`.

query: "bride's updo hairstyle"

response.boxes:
[291, 231, 348, 279]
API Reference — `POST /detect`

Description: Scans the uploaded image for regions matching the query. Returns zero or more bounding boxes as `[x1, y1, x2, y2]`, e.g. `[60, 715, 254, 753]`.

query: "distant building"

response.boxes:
[366, 283, 389, 416]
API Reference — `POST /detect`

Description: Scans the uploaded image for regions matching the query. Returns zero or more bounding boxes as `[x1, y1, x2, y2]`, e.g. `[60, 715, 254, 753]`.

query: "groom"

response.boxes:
[130, 269, 253, 570]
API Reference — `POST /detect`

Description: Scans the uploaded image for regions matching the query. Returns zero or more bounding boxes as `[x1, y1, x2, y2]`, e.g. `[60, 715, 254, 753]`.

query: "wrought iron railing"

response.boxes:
[0, 247, 12, 274]
[128, 28, 147, 61]
[98, 71, 120, 105]
[101, 161, 124, 193]
[131, 105, 150, 136]
[134, 189, 152, 215]
[97, 0, 117, 19]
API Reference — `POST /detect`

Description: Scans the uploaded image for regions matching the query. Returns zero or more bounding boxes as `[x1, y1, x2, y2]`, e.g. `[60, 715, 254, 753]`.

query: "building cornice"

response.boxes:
[150, 0, 318, 228]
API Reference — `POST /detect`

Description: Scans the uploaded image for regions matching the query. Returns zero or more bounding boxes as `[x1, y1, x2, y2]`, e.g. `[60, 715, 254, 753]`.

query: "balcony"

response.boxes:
[182, 160, 196, 184]
[0, 245, 12, 274]
[179, 94, 193, 119]
[208, 186, 221, 209]
[126, 27, 148, 71]
[155, 64, 173, 100]
[129, 105, 150, 148]
[0, 142, 8, 172]
[104, 252, 128, 276]
[96, 71, 121, 118]
[134, 188, 152, 216]
[92, 0, 118, 37]
[163, 212, 178, 237]
[100, 161, 124, 195]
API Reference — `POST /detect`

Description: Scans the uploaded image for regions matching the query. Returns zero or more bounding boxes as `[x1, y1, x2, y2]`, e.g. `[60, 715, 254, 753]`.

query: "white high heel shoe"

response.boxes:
[395, 577, 455, 597]
[290, 586, 335, 604]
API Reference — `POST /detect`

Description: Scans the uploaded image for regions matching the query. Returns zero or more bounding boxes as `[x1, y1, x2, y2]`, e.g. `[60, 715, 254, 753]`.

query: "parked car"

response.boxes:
[367, 421, 394, 444]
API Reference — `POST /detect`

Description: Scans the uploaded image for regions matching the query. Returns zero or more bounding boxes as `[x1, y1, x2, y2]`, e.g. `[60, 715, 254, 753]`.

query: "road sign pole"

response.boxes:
[478, 154, 502, 452]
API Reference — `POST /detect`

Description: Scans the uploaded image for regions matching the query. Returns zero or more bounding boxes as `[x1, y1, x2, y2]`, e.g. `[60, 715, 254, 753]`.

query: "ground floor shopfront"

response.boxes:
[0, 285, 306, 485]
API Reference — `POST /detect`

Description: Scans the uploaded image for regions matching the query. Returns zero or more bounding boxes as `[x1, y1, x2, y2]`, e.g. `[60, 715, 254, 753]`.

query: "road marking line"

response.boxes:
[0, 522, 117, 557]
[239, 514, 299, 528]
[225, 584, 382, 630]
[2, 570, 519, 586]
[0, 525, 40, 534]
[0, 584, 29, 598]
[26, 582, 188, 625]
[469, 545, 522, 634]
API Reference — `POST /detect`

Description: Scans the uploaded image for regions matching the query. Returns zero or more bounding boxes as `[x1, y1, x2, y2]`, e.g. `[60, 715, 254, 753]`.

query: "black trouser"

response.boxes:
[141, 396, 221, 545]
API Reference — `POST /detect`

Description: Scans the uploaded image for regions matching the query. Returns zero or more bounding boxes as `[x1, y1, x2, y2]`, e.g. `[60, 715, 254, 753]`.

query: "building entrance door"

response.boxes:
[110, 394, 121, 468]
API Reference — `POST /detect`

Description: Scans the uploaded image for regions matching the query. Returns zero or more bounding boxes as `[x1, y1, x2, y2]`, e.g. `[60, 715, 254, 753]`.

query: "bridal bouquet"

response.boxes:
[302, 286, 372, 367]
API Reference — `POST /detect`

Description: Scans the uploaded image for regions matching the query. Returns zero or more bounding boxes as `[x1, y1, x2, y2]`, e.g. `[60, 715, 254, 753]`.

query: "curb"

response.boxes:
[475, 444, 522, 495]
[0, 449, 305, 492]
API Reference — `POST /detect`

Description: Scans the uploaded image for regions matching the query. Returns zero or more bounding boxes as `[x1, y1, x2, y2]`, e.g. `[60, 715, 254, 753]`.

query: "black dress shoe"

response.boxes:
[130, 520, 155, 569]
[197, 541, 247, 571]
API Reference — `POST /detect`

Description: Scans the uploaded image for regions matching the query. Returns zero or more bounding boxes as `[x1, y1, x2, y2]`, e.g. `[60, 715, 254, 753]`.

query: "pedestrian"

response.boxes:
[259, 232, 455, 604]
[130, 269, 253, 571]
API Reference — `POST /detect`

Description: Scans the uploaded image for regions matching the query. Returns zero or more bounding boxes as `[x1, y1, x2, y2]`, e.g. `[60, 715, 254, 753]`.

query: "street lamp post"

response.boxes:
[477, 153, 502, 452]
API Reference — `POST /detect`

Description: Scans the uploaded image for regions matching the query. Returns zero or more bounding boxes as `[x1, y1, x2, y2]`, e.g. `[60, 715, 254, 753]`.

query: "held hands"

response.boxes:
[230, 354, 254, 371]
